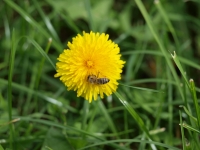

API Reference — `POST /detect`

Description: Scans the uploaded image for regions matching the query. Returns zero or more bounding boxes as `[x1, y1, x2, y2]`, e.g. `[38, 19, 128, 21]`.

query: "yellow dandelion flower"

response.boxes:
[55, 31, 125, 103]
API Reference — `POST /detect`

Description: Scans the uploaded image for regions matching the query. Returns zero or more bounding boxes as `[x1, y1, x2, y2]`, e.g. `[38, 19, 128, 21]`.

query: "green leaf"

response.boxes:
[0, 145, 4, 150]
[42, 127, 74, 150]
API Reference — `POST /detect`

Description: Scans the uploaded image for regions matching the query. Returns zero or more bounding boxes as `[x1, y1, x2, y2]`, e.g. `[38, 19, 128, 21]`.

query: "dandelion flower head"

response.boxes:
[55, 31, 125, 103]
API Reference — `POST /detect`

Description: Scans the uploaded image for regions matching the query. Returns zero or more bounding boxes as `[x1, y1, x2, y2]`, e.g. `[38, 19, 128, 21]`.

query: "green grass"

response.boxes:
[1, 0, 200, 149]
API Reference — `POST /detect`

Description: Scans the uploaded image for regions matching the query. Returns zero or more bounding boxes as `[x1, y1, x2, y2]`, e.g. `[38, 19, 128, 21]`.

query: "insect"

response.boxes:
[87, 73, 110, 84]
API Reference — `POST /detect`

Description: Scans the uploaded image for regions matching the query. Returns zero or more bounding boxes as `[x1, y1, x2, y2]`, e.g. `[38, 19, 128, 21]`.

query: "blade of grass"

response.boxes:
[7, 36, 55, 115]
[181, 122, 200, 134]
[86, 103, 97, 132]
[189, 79, 200, 129]
[14, 36, 55, 70]
[179, 105, 197, 122]
[167, 66, 173, 144]
[35, 38, 52, 90]
[17, 117, 127, 150]
[179, 110, 186, 150]
[32, 0, 60, 42]
[24, 37, 56, 70]
[0, 78, 78, 113]
[171, 51, 190, 87]
[24, 63, 38, 114]
[59, 13, 81, 33]
[125, 55, 136, 82]
[128, 78, 177, 86]
[84, 0, 94, 31]
[45, 0, 81, 33]
[183, 76, 189, 110]
[0, 145, 4, 150]
[18, 117, 104, 141]
[114, 92, 152, 140]
[33, 38, 52, 112]
[119, 83, 163, 93]
[18, 51, 30, 115]
[3, 15, 11, 44]
[92, 129, 134, 137]
[97, 99, 120, 139]
[153, 91, 165, 129]
[7, 29, 16, 149]
[81, 100, 89, 132]
[173, 50, 200, 129]
[4, 0, 62, 52]
[124, 109, 128, 139]
[154, 0, 180, 52]
[122, 50, 200, 71]
[78, 139, 181, 150]
[134, 0, 184, 99]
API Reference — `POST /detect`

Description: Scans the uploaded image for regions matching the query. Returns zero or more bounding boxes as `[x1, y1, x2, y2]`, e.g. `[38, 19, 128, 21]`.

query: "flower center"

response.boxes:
[86, 60, 94, 68]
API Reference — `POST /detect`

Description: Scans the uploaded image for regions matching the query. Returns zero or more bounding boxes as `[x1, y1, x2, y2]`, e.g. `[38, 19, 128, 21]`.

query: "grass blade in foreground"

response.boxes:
[181, 122, 200, 134]
[119, 83, 162, 93]
[171, 51, 189, 88]
[7, 29, 16, 149]
[171, 51, 200, 148]
[25, 37, 56, 70]
[114, 92, 152, 140]
[190, 79, 200, 129]
[0, 145, 4, 150]
[179, 110, 186, 150]
[35, 38, 52, 90]
[78, 139, 181, 150]
[97, 100, 120, 139]
[179, 106, 197, 123]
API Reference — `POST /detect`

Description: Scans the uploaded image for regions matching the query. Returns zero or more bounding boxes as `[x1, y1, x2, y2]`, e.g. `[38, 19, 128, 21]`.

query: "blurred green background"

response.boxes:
[1, 0, 200, 149]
